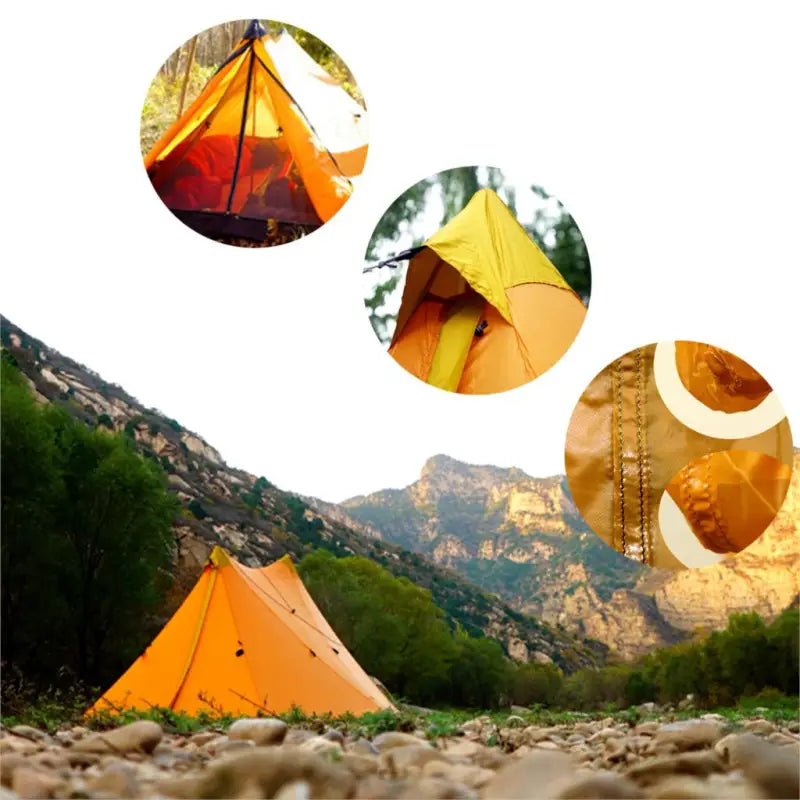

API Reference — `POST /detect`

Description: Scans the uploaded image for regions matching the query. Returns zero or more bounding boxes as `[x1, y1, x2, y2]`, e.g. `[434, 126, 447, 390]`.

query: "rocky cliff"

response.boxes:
[342, 452, 799, 659]
[0, 316, 604, 671]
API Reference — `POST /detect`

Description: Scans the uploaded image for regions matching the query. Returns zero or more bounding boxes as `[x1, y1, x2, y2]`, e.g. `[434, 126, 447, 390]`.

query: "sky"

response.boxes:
[3, 2, 799, 504]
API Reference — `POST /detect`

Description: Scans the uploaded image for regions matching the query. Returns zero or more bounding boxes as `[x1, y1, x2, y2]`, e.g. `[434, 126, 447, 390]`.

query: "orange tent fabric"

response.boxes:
[386, 190, 587, 394]
[87, 548, 391, 717]
[145, 21, 360, 239]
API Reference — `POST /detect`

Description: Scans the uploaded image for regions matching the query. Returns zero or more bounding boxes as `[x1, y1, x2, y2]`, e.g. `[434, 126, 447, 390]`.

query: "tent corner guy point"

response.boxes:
[87, 547, 392, 717]
[145, 20, 368, 241]
[369, 189, 587, 395]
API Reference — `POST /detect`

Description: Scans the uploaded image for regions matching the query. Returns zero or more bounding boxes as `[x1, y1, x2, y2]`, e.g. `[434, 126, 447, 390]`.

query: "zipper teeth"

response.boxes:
[614, 358, 627, 555]
[634, 348, 648, 564]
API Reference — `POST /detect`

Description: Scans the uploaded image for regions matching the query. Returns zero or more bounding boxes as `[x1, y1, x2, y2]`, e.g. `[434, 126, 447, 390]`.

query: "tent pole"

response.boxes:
[177, 35, 199, 119]
[226, 49, 256, 213]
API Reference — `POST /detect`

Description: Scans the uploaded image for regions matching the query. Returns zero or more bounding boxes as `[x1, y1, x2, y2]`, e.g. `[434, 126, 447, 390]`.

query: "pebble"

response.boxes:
[227, 717, 288, 746]
[0, 711, 793, 799]
[71, 720, 163, 755]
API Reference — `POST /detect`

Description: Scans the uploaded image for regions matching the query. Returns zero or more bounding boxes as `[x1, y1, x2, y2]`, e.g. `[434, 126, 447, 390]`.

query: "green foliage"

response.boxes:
[528, 184, 591, 304]
[140, 62, 216, 155]
[265, 22, 364, 107]
[241, 475, 274, 510]
[0, 664, 100, 733]
[511, 662, 564, 708]
[448, 628, 510, 709]
[553, 610, 799, 711]
[1, 362, 177, 687]
[299, 550, 499, 707]
[188, 499, 208, 520]
[96, 413, 113, 429]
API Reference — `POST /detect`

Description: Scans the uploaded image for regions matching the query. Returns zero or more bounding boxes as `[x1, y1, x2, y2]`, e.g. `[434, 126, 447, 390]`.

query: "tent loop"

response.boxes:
[363, 245, 425, 273]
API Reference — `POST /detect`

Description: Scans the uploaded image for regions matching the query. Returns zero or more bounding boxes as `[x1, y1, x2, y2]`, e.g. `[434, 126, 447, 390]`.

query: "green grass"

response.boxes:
[2, 674, 796, 736]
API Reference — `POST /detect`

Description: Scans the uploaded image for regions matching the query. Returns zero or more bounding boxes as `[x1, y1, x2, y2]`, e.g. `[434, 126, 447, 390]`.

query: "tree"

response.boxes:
[298, 550, 460, 704]
[49, 414, 177, 681]
[449, 628, 511, 708]
[0, 362, 177, 686]
[0, 360, 65, 669]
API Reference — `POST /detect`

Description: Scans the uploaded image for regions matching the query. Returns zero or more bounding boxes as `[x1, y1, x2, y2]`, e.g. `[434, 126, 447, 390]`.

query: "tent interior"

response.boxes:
[145, 20, 366, 241]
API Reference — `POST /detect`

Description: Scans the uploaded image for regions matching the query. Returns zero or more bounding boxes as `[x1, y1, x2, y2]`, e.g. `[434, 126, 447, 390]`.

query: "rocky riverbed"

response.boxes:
[0, 713, 798, 798]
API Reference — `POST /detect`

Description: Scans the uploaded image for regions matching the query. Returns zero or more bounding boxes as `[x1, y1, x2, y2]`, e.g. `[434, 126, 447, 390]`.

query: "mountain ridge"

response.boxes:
[340, 446, 799, 659]
[0, 315, 604, 672]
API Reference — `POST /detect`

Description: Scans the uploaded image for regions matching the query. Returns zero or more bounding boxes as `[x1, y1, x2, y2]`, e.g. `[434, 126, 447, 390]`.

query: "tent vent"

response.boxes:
[309, 649, 317, 658]
[475, 320, 489, 337]
[235, 648, 245, 657]
[332, 647, 340, 655]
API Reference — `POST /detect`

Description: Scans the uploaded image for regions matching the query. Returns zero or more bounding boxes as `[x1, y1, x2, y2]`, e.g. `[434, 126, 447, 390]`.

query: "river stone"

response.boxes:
[653, 720, 722, 751]
[322, 728, 345, 745]
[634, 722, 660, 736]
[283, 729, 318, 746]
[339, 753, 379, 778]
[299, 735, 344, 756]
[187, 731, 217, 747]
[422, 760, 494, 789]
[86, 762, 139, 798]
[372, 732, 432, 752]
[715, 733, 799, 799]
[395, 776, 476, 798]
[228, 717, 288, 746]
[9, 725, 48, 743]
[743, 719, 775, 736]
[349, 738, 379, 756]
[483, 750, 573, 799]
[159, 746, 355, 799]
[0, 738, 37, 756]
[71, 720, 163, 754]
[625, 751, 724, 785]
[11, 766, 65, 798]
[380, 745, 450, 777]
[274, 780, 312, 799]
[0, 754, 27, 787]
[555, 771, 643, 799]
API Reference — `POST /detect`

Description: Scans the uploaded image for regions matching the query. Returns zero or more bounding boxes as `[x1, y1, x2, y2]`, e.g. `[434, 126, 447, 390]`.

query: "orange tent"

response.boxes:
[377, 189, 587, 394]
[87, 547, 391, 717]
[145, 21, 364, 240]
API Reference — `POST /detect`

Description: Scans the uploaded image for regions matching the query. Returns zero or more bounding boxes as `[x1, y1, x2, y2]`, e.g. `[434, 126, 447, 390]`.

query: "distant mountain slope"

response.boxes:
[341, 452, 799, 659]
[0, 316, 604, 671]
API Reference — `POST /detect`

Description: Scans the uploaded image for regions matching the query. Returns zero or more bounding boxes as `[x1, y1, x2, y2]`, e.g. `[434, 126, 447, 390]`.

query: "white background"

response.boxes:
[3, 1, 799, 502]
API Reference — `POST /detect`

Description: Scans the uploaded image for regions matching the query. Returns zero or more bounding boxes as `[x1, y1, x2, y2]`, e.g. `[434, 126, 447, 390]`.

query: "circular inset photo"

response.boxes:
[363, 168, 590, 395]
[565, 341, 793, 570]
[141, 19, 367, 247]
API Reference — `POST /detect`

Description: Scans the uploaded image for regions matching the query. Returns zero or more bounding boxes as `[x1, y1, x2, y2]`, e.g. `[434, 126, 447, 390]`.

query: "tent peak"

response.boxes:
[243, 19, 266, 40]
[208, 546, 231, 567]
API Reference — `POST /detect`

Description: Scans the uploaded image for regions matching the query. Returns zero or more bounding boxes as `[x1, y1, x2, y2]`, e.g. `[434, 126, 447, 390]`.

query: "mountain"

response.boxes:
[340, 452, 799, 659]
[0, 316, 604, 672]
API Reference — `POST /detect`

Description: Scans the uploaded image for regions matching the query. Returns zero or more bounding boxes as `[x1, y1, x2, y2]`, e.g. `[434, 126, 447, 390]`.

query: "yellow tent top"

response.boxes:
[424, 189, 571, 324]
[386, 189, 587, 394]
[87, 546, 391, 717]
